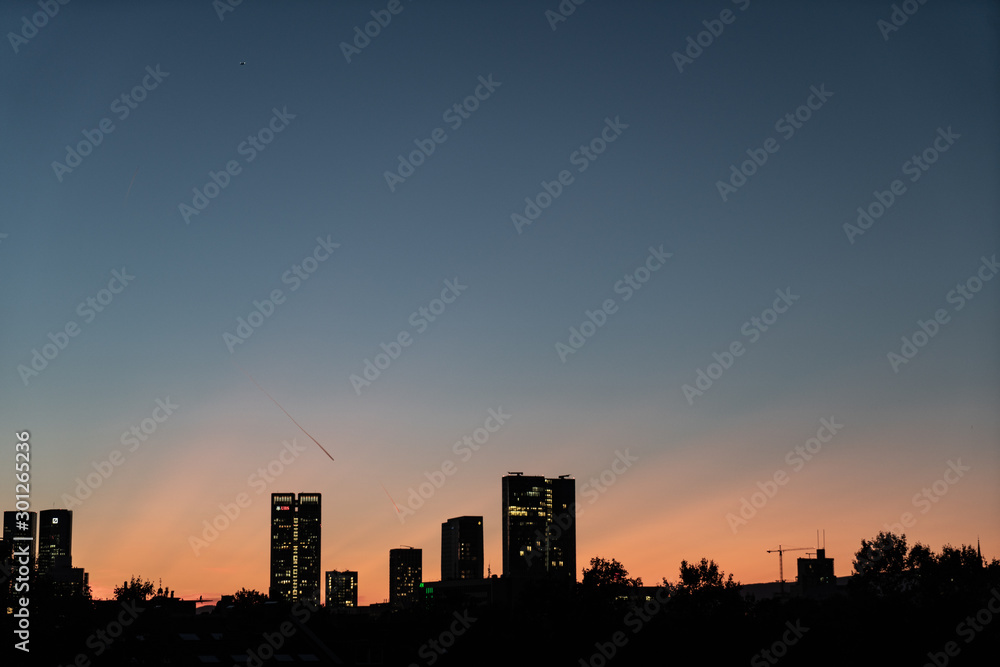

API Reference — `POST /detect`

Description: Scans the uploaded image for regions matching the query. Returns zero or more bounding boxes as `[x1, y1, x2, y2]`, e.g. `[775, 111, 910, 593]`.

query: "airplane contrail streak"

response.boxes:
[233, 361, 335, 461]
[125, 166, 139, 202]
[380, 482, 401, 514]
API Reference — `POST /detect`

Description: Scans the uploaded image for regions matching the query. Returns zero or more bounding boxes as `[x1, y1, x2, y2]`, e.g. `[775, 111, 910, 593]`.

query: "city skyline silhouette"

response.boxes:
[1, 1, 998, 663]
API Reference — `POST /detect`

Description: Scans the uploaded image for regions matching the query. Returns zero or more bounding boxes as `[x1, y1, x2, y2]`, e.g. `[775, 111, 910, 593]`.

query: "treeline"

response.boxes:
[3, 532, 997, 665]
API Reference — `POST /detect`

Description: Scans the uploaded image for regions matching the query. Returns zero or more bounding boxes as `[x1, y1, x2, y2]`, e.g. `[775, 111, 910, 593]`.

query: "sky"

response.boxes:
[1, 0, 998, 605]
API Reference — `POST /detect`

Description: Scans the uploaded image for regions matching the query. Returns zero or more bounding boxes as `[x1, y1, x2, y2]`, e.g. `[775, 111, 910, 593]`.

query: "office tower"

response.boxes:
[296, 493, 322, 605]
[502, 473, 576, 581]
[270, 493, 321, 605]
[389, 547, 422, 607]
[2, 511, 36, 594]
[797, 548, 836, 592]
[441, 516, 484, 581]
[325, 570, 359, 608]
[37, 509, 72, 575]
[2, 511, 37, 561]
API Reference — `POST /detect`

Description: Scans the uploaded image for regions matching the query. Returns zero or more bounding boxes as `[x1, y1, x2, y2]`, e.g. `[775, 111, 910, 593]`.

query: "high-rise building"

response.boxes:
[389, 547, 422, 607]
[797, 548, 836, 593]
[325, 570, 358, 608]
[502, 473, 576, 581]
[296, 493, 322, 605]
[270, 493, 321, 605]
[2, 511, 36, 595]
[37, 509, 72, 575]
[441, 516, 484, 581]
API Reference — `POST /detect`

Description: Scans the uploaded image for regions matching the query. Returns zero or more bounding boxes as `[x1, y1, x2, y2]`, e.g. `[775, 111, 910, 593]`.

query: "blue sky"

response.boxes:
[1, 0, 997, 603]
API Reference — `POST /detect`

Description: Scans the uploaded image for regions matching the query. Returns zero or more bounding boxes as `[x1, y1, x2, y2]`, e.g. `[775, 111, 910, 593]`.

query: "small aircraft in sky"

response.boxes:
[240, 61, 246, 66]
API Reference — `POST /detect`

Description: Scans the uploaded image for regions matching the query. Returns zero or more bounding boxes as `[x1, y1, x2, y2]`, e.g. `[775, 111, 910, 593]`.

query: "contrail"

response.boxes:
[379, 482, 401, 514]
[125, 166, 139, 203]
[233, 361, 335, 461]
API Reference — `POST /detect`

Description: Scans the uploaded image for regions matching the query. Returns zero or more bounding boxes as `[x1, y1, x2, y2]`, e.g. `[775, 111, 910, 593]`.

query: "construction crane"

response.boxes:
[766, 545, 812, 594]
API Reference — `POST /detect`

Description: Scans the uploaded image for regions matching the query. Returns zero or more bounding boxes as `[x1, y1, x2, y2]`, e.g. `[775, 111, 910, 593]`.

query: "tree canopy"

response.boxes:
[113, 575, 155, 603]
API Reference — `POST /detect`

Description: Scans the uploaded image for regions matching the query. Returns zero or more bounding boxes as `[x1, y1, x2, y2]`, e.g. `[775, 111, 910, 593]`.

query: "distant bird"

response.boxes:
[240, 61, 246, 65]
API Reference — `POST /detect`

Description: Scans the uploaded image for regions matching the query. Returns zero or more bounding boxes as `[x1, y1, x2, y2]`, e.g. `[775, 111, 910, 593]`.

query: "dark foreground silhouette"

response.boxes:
[2, 532, 998, 666]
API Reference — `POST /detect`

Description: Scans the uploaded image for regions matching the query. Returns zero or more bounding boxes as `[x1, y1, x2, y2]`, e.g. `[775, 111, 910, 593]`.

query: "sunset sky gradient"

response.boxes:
[1, 0, 997, 605]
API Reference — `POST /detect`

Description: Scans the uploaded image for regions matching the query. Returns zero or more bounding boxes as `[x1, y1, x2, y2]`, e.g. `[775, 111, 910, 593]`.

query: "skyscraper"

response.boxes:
[502, 473, 576, 581]
[325, 570, 358, 608]
[2, 511, 36, 596]
[37, 509, 72, 575]
[389, 547, 422, 607]
[441, 516, 484, 581]
[270, 493, 321, 605]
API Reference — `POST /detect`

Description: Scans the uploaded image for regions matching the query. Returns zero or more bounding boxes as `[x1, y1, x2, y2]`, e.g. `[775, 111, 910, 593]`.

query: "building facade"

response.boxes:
[441, 516, 484, 581]
[325, 570, 359, 608]
[502, 474, 576, 581]
[2, 511, 36, 599]
[389, 547, 422, 607]
[270, 493, 321, 605]
[37, 509, 72, 575]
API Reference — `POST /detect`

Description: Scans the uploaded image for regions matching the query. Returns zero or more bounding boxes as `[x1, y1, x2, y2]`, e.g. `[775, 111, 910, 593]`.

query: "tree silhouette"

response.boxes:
[851, 531, 911, 598]
[580, 556, 644, 612]
[663, 558, 741, 617]
[232, 587, 268, 608]
[114, 575, 155, 603]
[671, 558, 739, 593]
[581, 556, 643, 589]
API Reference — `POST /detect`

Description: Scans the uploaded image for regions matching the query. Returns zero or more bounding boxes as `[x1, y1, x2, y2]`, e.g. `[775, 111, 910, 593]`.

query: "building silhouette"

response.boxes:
[270, 493, 321, 605]
[797, 548, 836, 593]
[502, 473, 576, 581]
[37, 509, 73, 574]
[325, 570, 358, 608]
[2, 511, 36, 597]
[441, 516, 484, 581]
[389, 547, 422, 607]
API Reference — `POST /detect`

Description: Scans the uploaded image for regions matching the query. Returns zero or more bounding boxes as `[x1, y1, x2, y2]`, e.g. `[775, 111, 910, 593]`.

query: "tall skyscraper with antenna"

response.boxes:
[270, 493, 321, 605]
